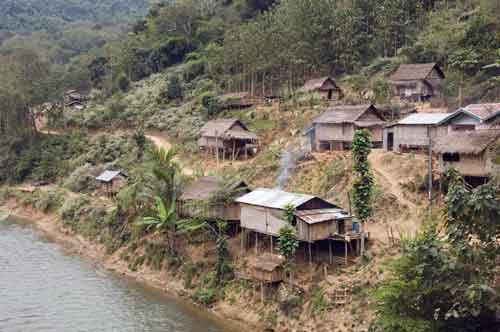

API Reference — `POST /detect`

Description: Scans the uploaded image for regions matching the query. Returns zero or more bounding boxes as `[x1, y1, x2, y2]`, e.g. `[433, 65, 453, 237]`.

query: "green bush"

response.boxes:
[192, 287, 217, 307]
[34, 189, 65, 213]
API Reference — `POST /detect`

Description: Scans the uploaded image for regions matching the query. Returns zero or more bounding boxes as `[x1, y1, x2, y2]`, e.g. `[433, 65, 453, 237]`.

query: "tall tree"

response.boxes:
[351, 129, 374, 255]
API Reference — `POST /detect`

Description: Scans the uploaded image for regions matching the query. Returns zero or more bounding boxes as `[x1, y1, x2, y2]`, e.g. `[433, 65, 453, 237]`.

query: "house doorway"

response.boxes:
[327, 90, 333, 100]
[387, 133, 394, 151]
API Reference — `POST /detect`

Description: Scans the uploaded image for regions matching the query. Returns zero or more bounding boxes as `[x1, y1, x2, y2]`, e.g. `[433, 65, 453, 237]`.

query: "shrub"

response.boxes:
[34, 189, 64, 213]
[193, 287, 217, 307]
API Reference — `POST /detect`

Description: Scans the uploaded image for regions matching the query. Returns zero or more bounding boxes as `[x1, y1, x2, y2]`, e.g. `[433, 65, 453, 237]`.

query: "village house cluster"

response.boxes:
[94, 62, 499, 285]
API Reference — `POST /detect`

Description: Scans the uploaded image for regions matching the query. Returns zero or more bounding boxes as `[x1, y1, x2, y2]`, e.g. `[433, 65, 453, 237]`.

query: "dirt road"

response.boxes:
[38, 127, 194, 176]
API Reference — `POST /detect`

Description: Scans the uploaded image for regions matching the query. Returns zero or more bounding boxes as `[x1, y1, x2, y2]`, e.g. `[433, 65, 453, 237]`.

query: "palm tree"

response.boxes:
[149, 147, 180, 206]
[136, 196, 178, 252]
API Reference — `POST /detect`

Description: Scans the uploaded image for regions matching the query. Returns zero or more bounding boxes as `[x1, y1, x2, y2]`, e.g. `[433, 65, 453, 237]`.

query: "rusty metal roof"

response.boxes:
[295, 209, 352, 224]
[236, 188, 337, 210]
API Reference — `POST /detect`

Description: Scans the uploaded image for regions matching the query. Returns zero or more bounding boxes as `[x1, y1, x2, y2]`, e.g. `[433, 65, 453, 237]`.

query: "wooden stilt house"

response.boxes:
[433, 129, 500, 183]
[236, 188, 363, 263]
[389, 63, 445, 103]
[95, 170, 127, 197]
[301, 77, 343, 101]
[198, 119, 260, 160]
[177, 176, 250, 222]
[312, 104, 386, 151]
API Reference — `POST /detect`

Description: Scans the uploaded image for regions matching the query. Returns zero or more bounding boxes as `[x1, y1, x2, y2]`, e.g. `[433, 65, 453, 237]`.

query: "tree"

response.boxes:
[351, 129, 374, 255]
[449, 48, 480, 106]
[136, 196, 178, 253]
[165, 75, 183, 101]
[373, 224, 500, 332]
[148, 147, 180, 207]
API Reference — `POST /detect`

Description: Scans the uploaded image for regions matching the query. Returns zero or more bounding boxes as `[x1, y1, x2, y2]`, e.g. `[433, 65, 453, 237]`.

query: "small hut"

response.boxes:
[312, 104, 386, 151]
[248, 253, 286, 283]
[236, 188, 361, 263]
[301, 77, 343, 101]
[389, 63, 445, 103]
[383, 113, 449, 153]
[198, 119, 260, 160]
[433, 130, 500, 184]
[95, 170, 127, 197]
[177, 176, 250, 222]
[438, 103, 500, 131]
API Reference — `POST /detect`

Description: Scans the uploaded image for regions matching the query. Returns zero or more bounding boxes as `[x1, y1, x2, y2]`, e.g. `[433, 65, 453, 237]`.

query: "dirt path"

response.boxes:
[38, 127, 194, 176]
[369, 150, 417, 211]
[144, 134, 194, 176]
[367, 150, 424, 241]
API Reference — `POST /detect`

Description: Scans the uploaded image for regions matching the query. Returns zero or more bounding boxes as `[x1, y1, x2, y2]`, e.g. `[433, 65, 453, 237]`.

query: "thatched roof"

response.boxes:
[302, 76, 340, 92]
[433, 130, 500, 155]
[313, 104, 385, 125]
[249, 253, 285, 272]
[180, 176, 248, 201]
[200, 118, 259, 141]
[389, 63, 444, 81]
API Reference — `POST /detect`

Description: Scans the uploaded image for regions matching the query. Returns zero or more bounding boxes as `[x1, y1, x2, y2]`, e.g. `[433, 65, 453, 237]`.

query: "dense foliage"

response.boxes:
[373, 176, 500, 332]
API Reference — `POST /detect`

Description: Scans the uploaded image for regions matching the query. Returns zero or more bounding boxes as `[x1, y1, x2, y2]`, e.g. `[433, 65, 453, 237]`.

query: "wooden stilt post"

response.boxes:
[261, 282, 264, 304]
[329, 239, 333, 265]
[270, 235, 273, 253]
[245, 145, 248, 160]
[308, 242, 312, 265]
[232, 140, 236, 161]
[255, 232, 258, 254]
[241, 228, 244, 255]
[344, 241, 348, 265]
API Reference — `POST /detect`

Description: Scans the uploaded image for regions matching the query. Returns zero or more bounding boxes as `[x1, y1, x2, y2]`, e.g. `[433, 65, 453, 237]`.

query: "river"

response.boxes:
[0, 216, 231, 332]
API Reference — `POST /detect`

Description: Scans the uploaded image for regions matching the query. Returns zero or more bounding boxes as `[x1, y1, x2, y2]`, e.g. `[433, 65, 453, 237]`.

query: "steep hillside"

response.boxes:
[0, 0, 148, 33]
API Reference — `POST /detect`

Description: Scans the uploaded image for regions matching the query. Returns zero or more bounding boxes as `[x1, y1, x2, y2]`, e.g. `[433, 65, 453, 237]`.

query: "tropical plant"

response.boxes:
[148, 147, 180, 206]
[283, 203, 296, 225]
[136, 196, 178, 252]
[373, 223, 500, 332]
[351, 129, 374, 254]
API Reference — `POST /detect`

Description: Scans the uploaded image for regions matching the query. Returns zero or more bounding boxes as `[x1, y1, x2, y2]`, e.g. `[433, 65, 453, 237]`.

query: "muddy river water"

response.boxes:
[0, 216, 232, 332]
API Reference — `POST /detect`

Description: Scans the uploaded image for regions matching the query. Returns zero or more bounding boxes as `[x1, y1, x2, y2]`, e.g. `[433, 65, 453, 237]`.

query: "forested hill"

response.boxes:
[0, 0, 149, 33]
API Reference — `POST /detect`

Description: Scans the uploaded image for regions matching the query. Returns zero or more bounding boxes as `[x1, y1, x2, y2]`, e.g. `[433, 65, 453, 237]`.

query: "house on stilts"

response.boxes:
[312, 104, 386, 151]
[198, 119, 260, 160]
[383, 113, 450, 153]
[236, 188, 364, 265]
[300, 77, 343, 101]
[433, 129, 500, 186]
[177, 176, 250, 224]
[388, 63, 445, 104]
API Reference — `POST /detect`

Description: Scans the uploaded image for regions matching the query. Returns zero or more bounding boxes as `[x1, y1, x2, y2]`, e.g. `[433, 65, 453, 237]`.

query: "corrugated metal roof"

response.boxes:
[295, 209, 351, 224]
[397, 113, 450, 125]
[96, 170, 122, 183]
[236, 188, 317, 209]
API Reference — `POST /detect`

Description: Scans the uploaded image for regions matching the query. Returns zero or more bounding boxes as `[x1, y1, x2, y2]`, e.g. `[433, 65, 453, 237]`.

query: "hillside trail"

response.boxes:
[367, 149, 423, 242]
[37, 127, 194, 176]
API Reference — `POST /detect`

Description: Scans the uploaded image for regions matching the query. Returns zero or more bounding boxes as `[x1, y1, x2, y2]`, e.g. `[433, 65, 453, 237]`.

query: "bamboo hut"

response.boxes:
[438, 103, 500, 131]
[312, 104, 386, 151]
[301, 77, 343, 101]
[248, 253, 286, 283]
[383, 113, 449, 153]
[198, 119, 260, 160]
[95, 170, 127, 197]
[433, 129, 500, 184]
[177, 176, 250, 222]
[389, 63, 445, 103]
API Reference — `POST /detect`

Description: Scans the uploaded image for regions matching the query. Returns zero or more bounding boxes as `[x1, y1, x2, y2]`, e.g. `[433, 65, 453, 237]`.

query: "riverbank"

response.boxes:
[0, 198, 255, 332]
